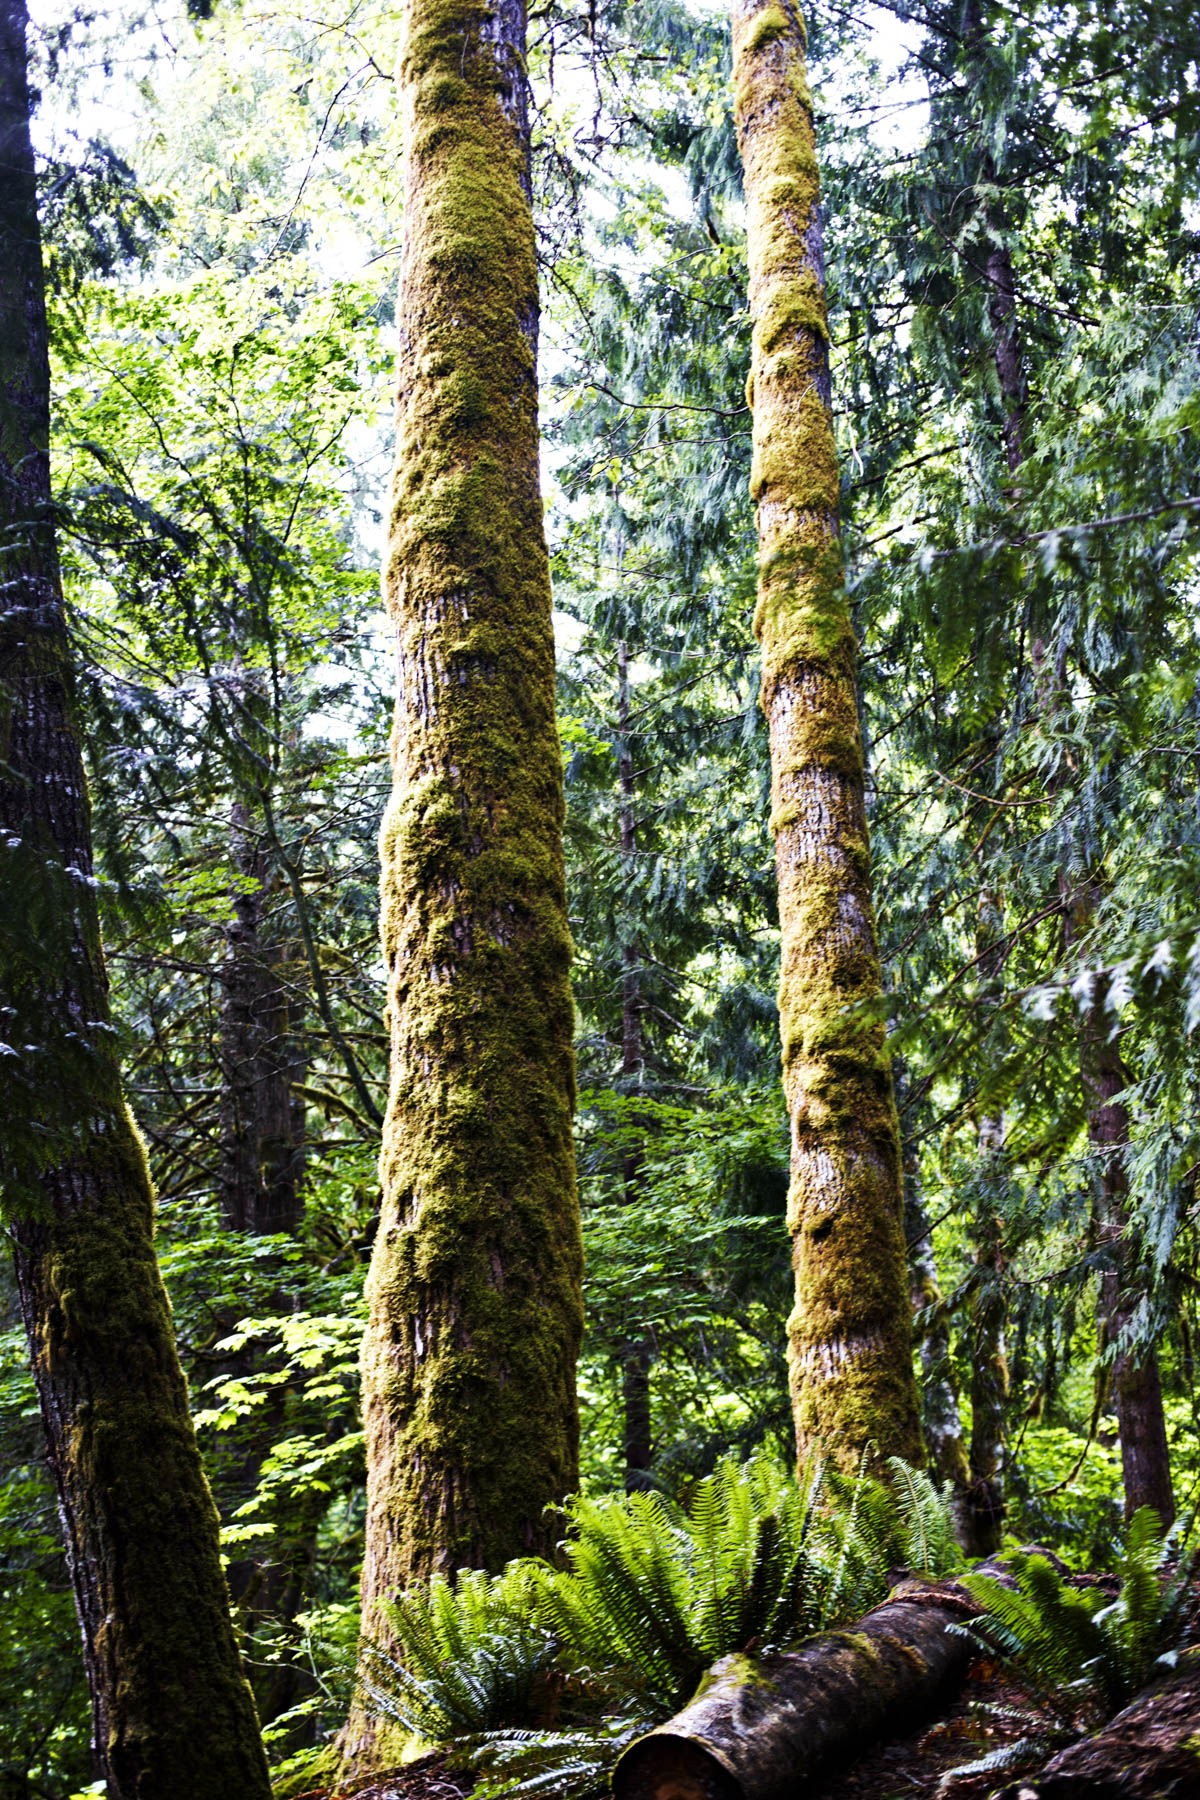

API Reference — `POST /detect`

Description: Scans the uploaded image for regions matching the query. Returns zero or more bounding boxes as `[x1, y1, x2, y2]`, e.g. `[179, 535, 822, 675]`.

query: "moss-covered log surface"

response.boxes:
[731, 0, 922, 1470]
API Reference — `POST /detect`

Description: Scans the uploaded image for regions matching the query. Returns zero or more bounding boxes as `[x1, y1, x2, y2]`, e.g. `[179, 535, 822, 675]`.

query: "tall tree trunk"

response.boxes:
[219, 803, 304, 1237]
[965, 1106, 1009, 1555]
[217, 802, 311, 1722]
[898, 1069, 970, 1513]
[617, 639, 653, 1490]
[1064, 889, 1174, 1523]
[0, 5, 271, 1794]
[968, 0, 1171, 1514]
[350, 0, 583, 1754]
[952, 0, 1026, 1557]
[731, 0, 922, 1470]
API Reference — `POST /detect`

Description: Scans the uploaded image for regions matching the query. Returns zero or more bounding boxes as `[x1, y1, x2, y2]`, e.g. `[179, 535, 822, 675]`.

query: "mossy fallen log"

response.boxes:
[1001, 1646, 1200, 1799]
[613, 1571, 999, 1800]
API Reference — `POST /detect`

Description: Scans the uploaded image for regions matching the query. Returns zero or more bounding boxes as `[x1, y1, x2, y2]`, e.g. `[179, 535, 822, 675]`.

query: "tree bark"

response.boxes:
[219, 802, 305, 1236]
[899, 1070, 970, 1514]
[966, 1104, 1009, 1557]
[617, 638, 653, 1491]
[1068, 921, 1174, 1525]
[613, 1571, 995, 1800]
[1001, 1649, 1200, 1798]
[731, 0, 922, 1470]
[0, 4, 271, 1793]
[350, 0, 583, 1756]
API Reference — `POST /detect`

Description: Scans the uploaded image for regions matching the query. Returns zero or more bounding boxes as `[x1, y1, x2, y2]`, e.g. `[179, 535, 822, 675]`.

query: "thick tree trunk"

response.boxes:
[351, 0, 583, 1753]
[613, 1571, 996, 1800]
[1003, 1649, 1200, 1798]
[0, 5, 271, 1794]
[617, 639, 653, 1491]
[731, 0, 921, 1470]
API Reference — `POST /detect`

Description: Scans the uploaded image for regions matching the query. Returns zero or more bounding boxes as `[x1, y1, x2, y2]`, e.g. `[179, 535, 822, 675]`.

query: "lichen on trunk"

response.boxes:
[731, 0, 922, 1470]
[353, 0, 582, 1704]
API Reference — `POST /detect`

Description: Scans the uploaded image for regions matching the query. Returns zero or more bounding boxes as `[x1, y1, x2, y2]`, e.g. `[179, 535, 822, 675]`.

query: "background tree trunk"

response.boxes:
[898, 1067, 970, 1518]
[731, 0, 922, 1470]
[617, 638, 653, 1490]
[219, 802, 305, 1237]
[1066, 896, 1174, 1524]
[350, 0, 583, 1758]
[0, 3, 271, 1792]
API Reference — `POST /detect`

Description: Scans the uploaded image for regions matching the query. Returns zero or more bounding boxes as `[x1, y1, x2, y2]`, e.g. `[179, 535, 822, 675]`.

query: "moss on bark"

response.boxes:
[0, 4, 271, 1792]
[731, 0, 922, 1471]
[352, 0, 582, 1733]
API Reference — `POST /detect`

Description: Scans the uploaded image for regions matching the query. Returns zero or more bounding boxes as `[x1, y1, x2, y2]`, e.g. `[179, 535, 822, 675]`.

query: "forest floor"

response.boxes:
[309, 1659, 1040, 1800]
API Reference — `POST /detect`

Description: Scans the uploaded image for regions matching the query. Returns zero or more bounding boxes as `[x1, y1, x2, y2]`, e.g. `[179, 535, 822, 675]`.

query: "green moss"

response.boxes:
[733, 0, 922, 1474]
[755, 273, 829, 355]
[351, 0, 583, 1768]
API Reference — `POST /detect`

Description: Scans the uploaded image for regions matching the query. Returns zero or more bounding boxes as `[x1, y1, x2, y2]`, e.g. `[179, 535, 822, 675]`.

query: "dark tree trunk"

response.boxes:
[613, 1570, 1001, 1800]
[219, 804, 304, 1237]
[965, 1108, 1009, 1556]
[1069, 926, 1173, 1524]
[217, 801, 311, 1720]
[899, 1068, 970, 1522]
[0, 4, 270, 1794]
[617, 638, 653, 1491]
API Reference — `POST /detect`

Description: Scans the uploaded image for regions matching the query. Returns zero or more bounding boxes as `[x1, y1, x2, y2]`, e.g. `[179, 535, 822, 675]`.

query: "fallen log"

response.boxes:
[997, 1646, 1200, 1799]
[613, 1570, 1000, 1800]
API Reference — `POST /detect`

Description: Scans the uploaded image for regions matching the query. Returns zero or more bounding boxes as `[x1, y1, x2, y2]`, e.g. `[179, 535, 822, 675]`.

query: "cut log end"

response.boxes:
[615, 1736, 741, 1800]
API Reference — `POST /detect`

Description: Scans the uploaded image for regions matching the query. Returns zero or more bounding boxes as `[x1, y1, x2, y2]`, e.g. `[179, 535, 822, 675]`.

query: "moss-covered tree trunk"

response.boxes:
[351, 0, 583, 1724]
[0, 4, 271, 1793]
[731, 0, 921, 1469]
[613, 1568, 1001, 1800]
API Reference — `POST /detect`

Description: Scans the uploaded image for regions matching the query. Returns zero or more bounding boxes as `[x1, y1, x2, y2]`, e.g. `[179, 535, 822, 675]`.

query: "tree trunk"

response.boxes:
[950, 0, 1026, 1558]
[617, 639, 653, 1490]
[899, 1072, 970, 1514]
[613, 1570, 997, 1800]
[731, 0, 922, 1470]
[966, 1105, 1009, 1556]
[351, 0, 583, 1749]
[1002, 1649, 1200, 1798]
[1069, 922, 1174, 1525]
[219, 803, 305, 1236]
[0, 4, 271, 1793]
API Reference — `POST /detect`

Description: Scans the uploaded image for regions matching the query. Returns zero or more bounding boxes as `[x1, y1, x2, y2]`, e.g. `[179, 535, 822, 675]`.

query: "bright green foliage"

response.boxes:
[962, 1508, 1200, 1719]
